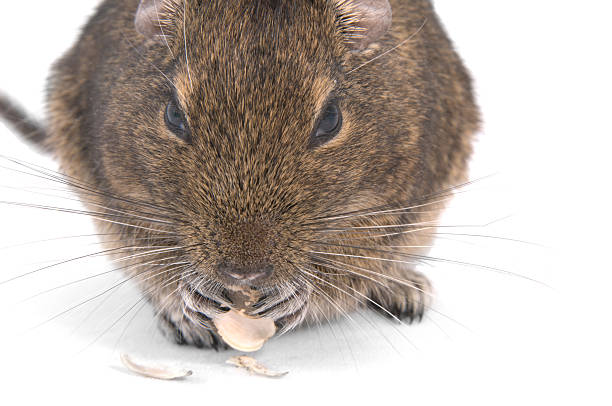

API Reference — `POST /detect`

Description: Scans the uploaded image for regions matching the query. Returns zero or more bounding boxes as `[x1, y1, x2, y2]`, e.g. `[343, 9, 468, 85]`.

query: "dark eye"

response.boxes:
[165, 98, 190, 141]
[311, 99, 342, 147]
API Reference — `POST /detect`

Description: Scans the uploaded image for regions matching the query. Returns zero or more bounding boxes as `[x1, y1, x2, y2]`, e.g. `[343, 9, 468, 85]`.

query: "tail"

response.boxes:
[0, 92, 49, 151]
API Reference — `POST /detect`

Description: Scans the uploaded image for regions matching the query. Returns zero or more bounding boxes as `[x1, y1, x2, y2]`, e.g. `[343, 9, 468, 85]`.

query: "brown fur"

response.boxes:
[7, 0, 479, 348]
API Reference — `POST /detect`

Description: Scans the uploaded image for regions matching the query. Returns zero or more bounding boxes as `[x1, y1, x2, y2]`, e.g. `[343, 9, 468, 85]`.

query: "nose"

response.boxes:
[217, 261, 273, 283]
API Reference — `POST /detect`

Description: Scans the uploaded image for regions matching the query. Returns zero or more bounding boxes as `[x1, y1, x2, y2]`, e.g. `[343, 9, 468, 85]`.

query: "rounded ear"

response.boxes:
[334, 0, 392, 51]
[135, 0, 182, 41]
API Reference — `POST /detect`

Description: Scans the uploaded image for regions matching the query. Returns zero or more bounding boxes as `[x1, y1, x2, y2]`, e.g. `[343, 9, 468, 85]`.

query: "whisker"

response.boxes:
[111, 300, 150, 354]
[305, 297, 348, 356]
[0, 156, 183, 218]
[83, 236, 179, 248]
[145, 274, 199, 342]
[80, 263, 195, 352]
[0, 183, 181, 225]
[0, 232, 122, 251]
[298, 264, 416, 351]
[118, 30, 186, 101]
[292, 270, 370, 366]
[0, 200, 176, 227]
[17, 256, 189, 304]
[301, 238, 434, 254]
[153, 0, 175, 59]
[290, 264, 353, 324]
[309, 248, 548, 287]
[149, 258, 207, 326]
[308, 257, 392, 292]
[310, 258, 470, 331]
[426, 232, 545, 247]
[308, 255, 432, 297]
[72, 266, 194, 344]
[347, 18, 428, 75]
[310, 215, 513, 233]
[311, 219, 439, 232]
[293, 274, 361, 366]
[0, 245, 160, 286]
[182, 0, 194, 91]
[318, 226, 437, 242]
[117, 266, 202, 350]
[110, 246, 189, 264]
[28, 260, 193, 334]
[67, 274, 126, 339]
[311, 216, 516, 243]
[78, 296, 148, 354]
[304, 196, 453, 225]
[308, 250, 422, 267]
[305, 174, 495, 223]
[91, 216, 177, 235]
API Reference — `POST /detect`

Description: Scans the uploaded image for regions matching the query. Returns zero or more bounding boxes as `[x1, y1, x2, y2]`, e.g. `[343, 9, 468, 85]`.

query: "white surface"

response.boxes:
[0, 1, 611, 405]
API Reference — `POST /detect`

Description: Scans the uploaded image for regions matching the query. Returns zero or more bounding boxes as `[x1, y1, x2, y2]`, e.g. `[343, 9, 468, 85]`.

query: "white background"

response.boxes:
[0, 1, 611, 405]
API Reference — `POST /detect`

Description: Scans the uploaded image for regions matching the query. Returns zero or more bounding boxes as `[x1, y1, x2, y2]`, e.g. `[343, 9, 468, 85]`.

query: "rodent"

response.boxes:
[0, 0, 479, 350]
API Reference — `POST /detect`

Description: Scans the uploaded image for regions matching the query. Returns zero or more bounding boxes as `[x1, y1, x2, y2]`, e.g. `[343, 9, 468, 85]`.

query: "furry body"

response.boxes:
[0, 0, 479, 348]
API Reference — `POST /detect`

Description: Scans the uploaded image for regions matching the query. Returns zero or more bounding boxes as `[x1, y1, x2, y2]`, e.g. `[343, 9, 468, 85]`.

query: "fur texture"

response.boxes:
[8, 0, 479, 348]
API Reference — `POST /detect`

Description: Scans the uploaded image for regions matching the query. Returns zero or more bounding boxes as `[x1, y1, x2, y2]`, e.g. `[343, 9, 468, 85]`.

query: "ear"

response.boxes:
[334, 0, 392, 51]
[135, 0, 182, 41]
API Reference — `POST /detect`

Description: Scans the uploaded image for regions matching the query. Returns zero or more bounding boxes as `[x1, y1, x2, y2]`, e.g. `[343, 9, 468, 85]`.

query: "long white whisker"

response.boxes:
[304, 265, 415, 351]
[117, 31, 186, 101]
[0, 184, 179, 225]
[91, 216, 176, 235]
[154, 0, 175, 59]
[312, 195, 452, 223]
[347, 18, 427, 75]
[309, 255, 432, 297]
[320, 226, 437, 242]
[294, 265, 376, 365]
[309, 250, 423, 267]
[0, 245, 170, 286]
[26, 260, 190, 333]
[110, 246, 189, 263]
[81, 263, 194, 353]
[182, 0, 194, 91]
[312, 248, 548, 286]
[310, 258, 470, 331]
[17, 255, 189, 304]
[0, 156, 178, 215]
[0, 232, 121, 251]
[309, 258, 392, 292]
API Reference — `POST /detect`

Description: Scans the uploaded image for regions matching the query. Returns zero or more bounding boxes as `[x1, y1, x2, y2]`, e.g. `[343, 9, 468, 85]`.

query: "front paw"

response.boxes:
[158, 312, 228, 351]
[367, 271, 432, 323]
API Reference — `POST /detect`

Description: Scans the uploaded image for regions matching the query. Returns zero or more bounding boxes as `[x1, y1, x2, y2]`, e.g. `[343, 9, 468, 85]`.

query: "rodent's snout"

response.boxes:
[209, 219, 279, 285]
[216, 261, 274, 283]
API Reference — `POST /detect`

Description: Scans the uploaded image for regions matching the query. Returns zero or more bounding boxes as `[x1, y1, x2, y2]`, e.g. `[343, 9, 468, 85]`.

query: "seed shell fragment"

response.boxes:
[227, 356, 288, 378]
[121, 354, 193, 381]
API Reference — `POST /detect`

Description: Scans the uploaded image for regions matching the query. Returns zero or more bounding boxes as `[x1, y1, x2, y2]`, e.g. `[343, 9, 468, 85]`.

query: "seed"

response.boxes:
[120, 354, 193, 380]
[213, 310, 276, 352]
